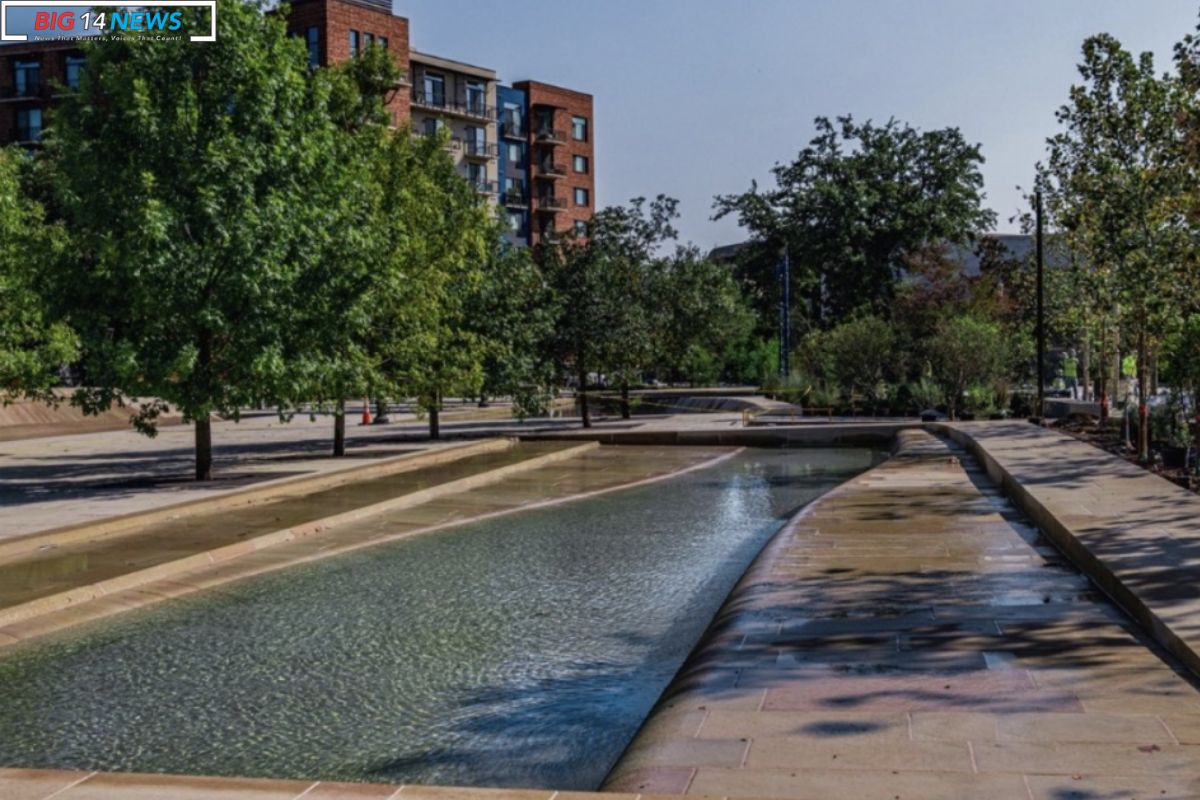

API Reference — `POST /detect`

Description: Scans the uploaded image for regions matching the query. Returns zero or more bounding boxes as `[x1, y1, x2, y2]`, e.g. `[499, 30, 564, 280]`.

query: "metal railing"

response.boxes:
[533, 127, 566, 144]
[463, 140, 499, 158]
[500, 118, 526, 138]
[471, 179, 498, 194]
[535, 161, 567, 178]
[9, 126, 41, 143]
[0, 82, 42, 100]
[536, 195, 566, 211]
[411, 90, 495, 119]
[502, 189, 527, 206]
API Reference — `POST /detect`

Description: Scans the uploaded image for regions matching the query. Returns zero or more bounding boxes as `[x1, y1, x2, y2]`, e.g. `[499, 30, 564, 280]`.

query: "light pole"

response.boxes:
[1036, 189, 1046, 422]
[778, 245, 791, 379]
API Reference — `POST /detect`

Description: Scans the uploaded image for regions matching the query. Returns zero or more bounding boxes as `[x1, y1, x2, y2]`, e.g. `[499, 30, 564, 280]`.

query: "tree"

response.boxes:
[542, 196, 678, 425]
[927, 316, 1008, 420]
[1044, 34, 1191, 459]
[45, 0, 333, 479]
[650, 246, 754, 385]
[715, 115, 995, 328]
[0, 148, 75, 401]
[822, 316, 898, 405]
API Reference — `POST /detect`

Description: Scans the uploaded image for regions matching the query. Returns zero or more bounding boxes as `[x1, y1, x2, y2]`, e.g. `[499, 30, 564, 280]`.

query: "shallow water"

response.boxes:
[0, 448, 877, 790]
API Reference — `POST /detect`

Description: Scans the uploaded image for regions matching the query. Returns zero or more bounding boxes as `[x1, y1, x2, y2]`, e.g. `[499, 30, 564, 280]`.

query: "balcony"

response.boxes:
[534, 161, 567, 180]
[471, 179, 498, 196]
[9, 126, 41, 144]
[533, 127, 566, 146]
[463, 140, 499, 160]
[411, 90, 495, 121]
[502, 188, 527, 207]
[0, 83, 43, 102]
[500, 118, 526, 139]
[535, 195, 566, 213]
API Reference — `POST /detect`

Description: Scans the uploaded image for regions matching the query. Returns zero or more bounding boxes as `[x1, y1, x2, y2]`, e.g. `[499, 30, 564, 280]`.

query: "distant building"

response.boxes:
[0, 0, 596, 245]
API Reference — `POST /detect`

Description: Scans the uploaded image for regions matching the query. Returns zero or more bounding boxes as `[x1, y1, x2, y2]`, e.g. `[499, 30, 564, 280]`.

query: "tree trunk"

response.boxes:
[428, 390, 441, 440]
[195, 415, 213, 481]
[1150, 341, 1159, 396]
[577, 362, 591, 429]
[1098, 328, 1110, 422]
[1081, 334, 1091, 402]
[1138, 326, 1149, 463]
[333, 399, 346, 457]
[620, 383, 631, 420]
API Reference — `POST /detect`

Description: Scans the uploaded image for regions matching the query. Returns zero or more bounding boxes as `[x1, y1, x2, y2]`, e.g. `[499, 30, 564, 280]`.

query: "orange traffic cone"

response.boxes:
[361, 398, 372, 426]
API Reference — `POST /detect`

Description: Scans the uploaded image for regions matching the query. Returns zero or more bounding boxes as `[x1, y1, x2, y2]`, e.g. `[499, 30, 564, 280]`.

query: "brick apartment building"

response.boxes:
[0, 0, 594, 245]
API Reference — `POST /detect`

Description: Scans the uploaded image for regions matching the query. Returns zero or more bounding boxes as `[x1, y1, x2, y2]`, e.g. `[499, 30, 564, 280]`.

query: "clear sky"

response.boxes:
[398, 0, 1198, 250]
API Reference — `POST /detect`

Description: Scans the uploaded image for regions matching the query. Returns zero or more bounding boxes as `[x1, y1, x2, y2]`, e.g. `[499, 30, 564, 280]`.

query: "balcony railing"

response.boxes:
[463, 140, 499, 159]
[10, 126, 41, 143]
[534, 161, 567, 179]
[536, 195, 566, 212]
[471, 179, 498, 195]
[0, 82, 43, 101]
[412, 90, 495, 120]
[500, 118, 526, 138]
[502, 189, 527, 207]
[533, 127, 566, 145]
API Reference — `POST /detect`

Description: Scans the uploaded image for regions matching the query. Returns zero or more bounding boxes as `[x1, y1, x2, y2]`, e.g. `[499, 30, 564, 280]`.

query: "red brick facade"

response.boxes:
[516, 80, 595, 244]
[0, 41, 79, 145]
[286, 0, 410, 125]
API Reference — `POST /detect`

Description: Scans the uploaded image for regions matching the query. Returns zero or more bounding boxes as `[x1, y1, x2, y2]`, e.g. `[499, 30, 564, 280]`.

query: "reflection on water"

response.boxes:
[0, 448, 878, 789]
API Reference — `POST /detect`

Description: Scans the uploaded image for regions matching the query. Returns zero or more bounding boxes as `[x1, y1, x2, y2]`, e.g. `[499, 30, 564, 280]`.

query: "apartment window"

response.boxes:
[507, 143, 522, 165]
[509, 211, 526, 237]
[572, 154, 589, 174]
[422, 117, 444, 136]
[502, 102, 523, 135]
[571, 115, 588, 141]
[465, 125, 485, 155]
[379, 37, 388, 50]
[14, 60, 40, 97]
[16, 108, 42, 142]
[574, 187, 590, 206]
[348, 30, 359, 58]
[423, 72, 445, 107]
[535, 108, 554, 134]
[504, 176, 522, 195]
[467, 162, 487, 190]
[465, 80, 485, 115]
[363, 32, 374, 50]
[64, 55, 85, 89]
[305, 27, 319, 68]
[574, 220, 588, 236]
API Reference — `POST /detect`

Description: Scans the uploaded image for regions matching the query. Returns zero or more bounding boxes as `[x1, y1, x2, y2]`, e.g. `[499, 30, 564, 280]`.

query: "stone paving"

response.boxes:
[604, 429, 1200, 799]
[945, 421, 1200, 676]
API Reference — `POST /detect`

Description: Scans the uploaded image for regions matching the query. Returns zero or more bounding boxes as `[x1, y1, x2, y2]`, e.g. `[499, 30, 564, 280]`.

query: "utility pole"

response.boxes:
[1036, 189, 1046, 422]
[778, 245, 791, 378]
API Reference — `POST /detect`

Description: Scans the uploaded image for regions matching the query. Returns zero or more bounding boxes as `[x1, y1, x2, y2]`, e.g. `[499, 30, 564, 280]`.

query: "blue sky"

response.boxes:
[399, 0, 1198, 249]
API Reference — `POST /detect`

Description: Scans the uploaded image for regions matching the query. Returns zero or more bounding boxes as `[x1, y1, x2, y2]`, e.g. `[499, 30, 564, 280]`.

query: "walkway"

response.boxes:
[944, 421, 1200, 676]
[605, 429, 1200, 799]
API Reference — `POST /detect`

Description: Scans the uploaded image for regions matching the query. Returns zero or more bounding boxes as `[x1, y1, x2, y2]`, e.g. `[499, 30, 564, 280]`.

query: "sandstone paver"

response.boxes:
[604, 429, 1200, 798]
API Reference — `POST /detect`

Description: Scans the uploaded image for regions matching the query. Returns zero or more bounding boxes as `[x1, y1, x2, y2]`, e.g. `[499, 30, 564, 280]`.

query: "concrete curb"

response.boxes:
[0, 438, 516, 561]
[929, 422, 1200, 679]
[0, 441, 598, 630]
[0, 445, 739, 649]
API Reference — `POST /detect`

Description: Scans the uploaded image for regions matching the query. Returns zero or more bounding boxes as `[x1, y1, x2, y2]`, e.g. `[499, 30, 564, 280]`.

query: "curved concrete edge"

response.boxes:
[0, 441, 599, 630]
[601, 437, 908, 794]
[0, 766, 723, 800]
[930, 422, 1200, 679]
[0, 437, 517, 561]
[0, 446, 743, 650]
[522, 421, 916, 448]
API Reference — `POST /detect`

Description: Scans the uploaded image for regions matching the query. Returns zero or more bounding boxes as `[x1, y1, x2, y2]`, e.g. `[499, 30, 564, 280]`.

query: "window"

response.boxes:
[465, 80, 486, 115]
[507, 143, 522, 165]
[508, 211, 526, 237]
[574, 187, 590, 206]
[572, 155, 589, 174]
[535, 108, 554, 134]
[467, 162, 488, 191]
[574, 220, 588, 236]
[348, 30, 359, 58]
[422, 117, 444, 136]
[14, 60, 40, 97]
[379, 37, 388, 50]
[64, 55, 85, 89]
[363, 32, 374, 50]
[16, 108, 41, 142]
[465, 125, 485, 155]
[305, 27, 319, 68]
[502, 102, 523, 135]
[423, 72, 445, 106]
[571, 115, 588, 141]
